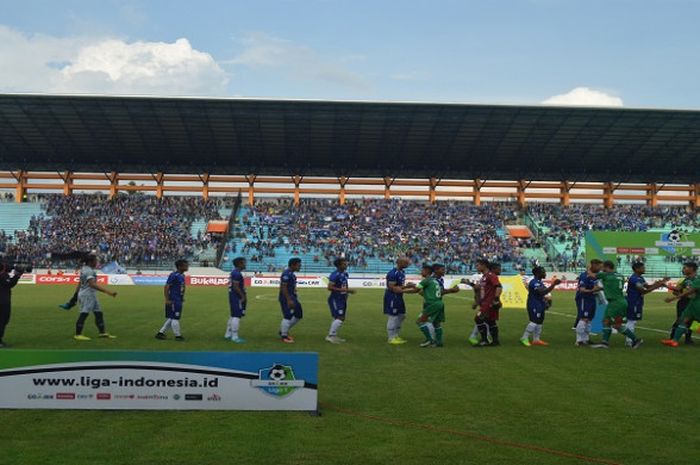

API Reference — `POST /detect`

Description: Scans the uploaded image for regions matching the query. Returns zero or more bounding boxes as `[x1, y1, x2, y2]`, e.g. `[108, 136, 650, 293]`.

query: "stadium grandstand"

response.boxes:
[1, 93, 699, 276]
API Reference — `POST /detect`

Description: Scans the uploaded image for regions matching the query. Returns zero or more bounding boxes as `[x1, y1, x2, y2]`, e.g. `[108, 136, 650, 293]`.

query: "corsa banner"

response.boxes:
[35, 274, 108, 285]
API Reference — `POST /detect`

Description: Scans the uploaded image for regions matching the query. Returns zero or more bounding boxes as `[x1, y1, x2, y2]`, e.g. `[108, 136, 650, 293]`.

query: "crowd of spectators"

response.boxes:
[1, 194, 228, 267]
[4, 193, 700, 274]
[527, 203, 699, 271]
[528, 204, 699, 236]
[236, 198, 527, 273]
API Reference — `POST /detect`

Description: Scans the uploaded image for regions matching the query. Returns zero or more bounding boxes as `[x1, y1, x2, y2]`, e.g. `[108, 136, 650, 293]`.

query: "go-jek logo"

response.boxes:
[250, 364, 305, 398]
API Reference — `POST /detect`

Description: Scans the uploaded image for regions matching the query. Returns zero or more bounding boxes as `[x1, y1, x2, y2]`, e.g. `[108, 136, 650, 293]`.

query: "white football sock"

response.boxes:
[171, 320, 181, 337]
[470, 324, 479, 339]
[397, 315, 406, 335]
[329, 319, 343, 336]
[533, 324, 543, 342]
[575, 320, 587, 343]
[423, 322, 436, 340]
[230, 317, 241, 340]
[585, 321, 592, 340]
[224, 317, 233, 339]
[159, 319, 172, 334]
[522, 322, 537, 341]
[289, 316, 301, 329]
[280, 319, 292, 337]
[386, 316, 397, 340]
[625, 320, 636, 345]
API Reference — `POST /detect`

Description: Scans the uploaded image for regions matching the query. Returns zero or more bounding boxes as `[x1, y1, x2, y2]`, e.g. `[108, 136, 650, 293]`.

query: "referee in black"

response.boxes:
[0, 261, 24, 348]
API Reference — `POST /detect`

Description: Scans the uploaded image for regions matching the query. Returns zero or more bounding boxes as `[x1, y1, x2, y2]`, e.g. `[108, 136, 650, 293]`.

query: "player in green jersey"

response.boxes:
[410, 264, 445, 348]
[662, 262, 700, 348]
[591, 261, 644, 349]
[664, 262, 697, 345]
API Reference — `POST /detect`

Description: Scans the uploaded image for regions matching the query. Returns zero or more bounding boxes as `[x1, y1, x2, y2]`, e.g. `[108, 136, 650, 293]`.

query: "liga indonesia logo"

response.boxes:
[251, 364, 305, 398]
[657, 230, 695, 254]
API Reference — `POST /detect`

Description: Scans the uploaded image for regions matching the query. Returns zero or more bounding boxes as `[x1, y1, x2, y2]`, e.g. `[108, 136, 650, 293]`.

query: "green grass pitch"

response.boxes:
[1, 285, 699, 465]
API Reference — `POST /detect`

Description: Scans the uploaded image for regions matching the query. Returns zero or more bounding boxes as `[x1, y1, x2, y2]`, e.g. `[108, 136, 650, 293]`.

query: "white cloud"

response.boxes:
[542, 86, 623, 107]
[227, 32, 370, 91]
[0, 26, 229, 95]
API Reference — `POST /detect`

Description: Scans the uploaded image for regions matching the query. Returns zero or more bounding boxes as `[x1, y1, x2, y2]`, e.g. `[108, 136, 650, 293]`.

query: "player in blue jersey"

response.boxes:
[156, 259, 188, 341]
[384, 257, 414, 344]
[225, 257, 247, 344]
[279, 257, 303, 343]
[574, 259, 603, 346]
[325, 258, 355, 344]
[624, 262, 668, 345]
[520, 267, 561, 347]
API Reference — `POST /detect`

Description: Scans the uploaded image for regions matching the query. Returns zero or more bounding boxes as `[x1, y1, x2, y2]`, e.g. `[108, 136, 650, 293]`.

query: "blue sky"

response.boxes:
[1, 0, 699, 108]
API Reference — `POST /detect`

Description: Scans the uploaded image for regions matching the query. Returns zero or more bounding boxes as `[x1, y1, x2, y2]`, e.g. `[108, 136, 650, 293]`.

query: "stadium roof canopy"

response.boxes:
[1, 93, 699, 183]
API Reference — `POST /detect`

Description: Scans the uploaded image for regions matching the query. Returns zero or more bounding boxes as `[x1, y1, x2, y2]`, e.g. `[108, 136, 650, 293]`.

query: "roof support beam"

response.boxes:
[105, 172, 118, 199]
[429, 177, 439, 204]
[603, 182, 614, 208]
[647, 183, 659, 207]
[292, 175, 304, 206]
[383, 176, 396, 200]
[338, 176, 349, 205]
[199, 173, 210, 200]
[245, 174, 257, 206]
[154, 172, 165, 199]
[14, 170, 26, 203]
[517, 180, 529, 207]
[474, 178, 484, 206]
[560, 181, 571, 206]
[59, 170, 73, 196]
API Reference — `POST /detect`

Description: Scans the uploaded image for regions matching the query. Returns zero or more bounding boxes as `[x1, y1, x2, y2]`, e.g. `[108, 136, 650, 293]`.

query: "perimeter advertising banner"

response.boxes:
[249, 275, 529, 308]
[0, 351, 318, 411]
[498, 276, 528, 309]
[31, 274, 239, 287]
[586, 231, 700, 261]
[250, 275, 327, 288]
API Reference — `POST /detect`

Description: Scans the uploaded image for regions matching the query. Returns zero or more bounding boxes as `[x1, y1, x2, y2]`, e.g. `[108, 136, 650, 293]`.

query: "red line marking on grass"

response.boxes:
[323, 404, 623, 465]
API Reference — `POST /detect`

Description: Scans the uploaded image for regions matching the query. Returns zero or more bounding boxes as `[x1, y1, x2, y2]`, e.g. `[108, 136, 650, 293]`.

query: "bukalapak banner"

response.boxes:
[0, 351, 318, 411]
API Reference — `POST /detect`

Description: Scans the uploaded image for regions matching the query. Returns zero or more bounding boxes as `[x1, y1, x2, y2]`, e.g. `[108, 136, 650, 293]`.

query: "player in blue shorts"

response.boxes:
[384, 257, 414, 345]
[326, 258, 355, 344]
[279, 257, 303, 343]
[625, 262, 668, 346]
[156, 259, 188, 341]
[574, 259, 603, 346]
[225, 257, 247, 344]
[520, 266, 561, 347]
